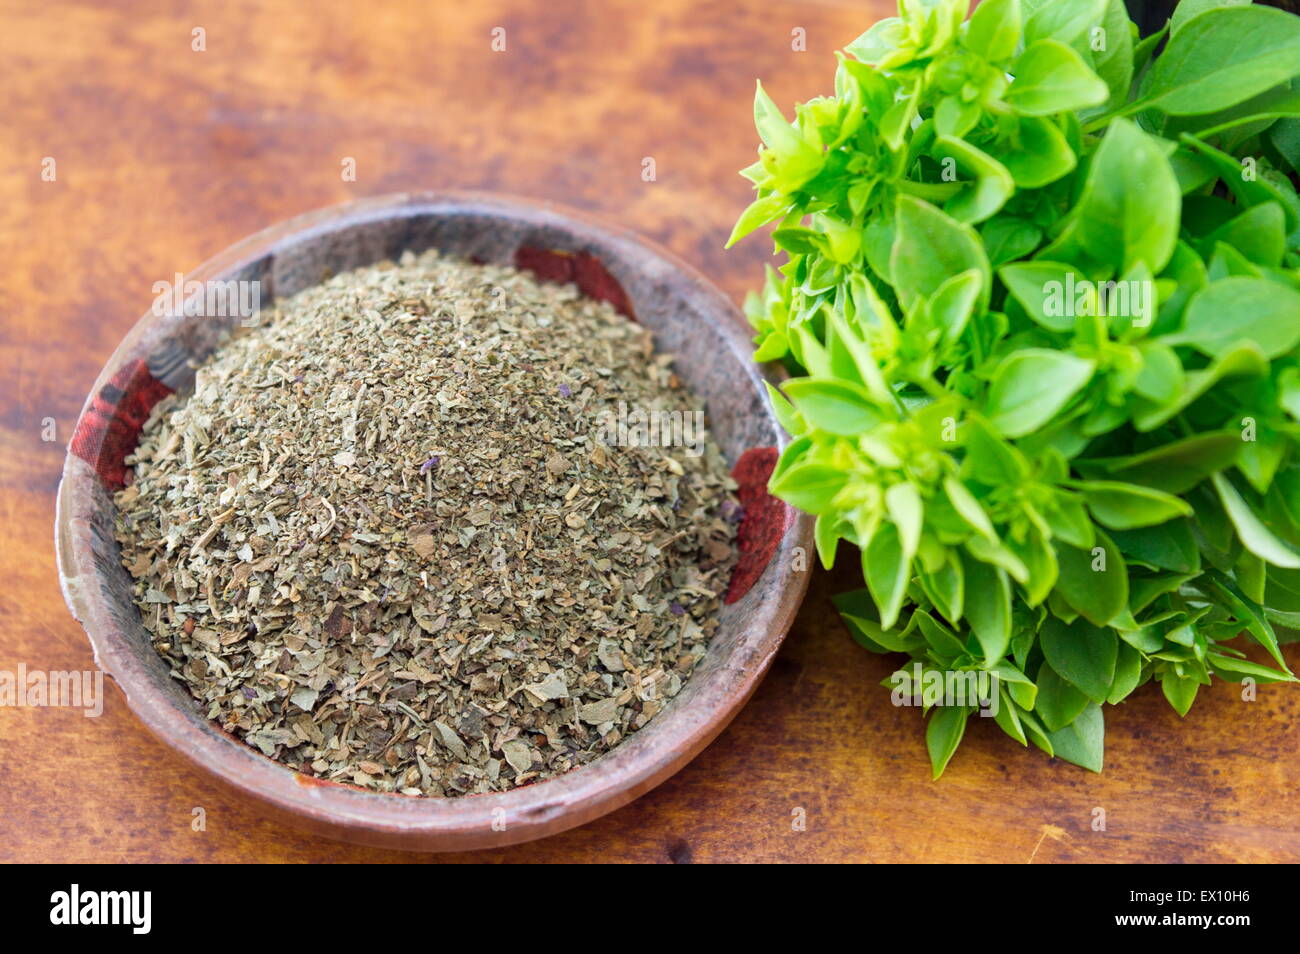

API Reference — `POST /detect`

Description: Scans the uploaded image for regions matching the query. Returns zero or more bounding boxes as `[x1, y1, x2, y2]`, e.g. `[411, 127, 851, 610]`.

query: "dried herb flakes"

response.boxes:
[114, 250, 737, 796]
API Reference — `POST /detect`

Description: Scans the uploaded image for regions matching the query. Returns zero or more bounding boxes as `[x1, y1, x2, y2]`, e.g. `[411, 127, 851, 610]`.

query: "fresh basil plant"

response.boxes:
[730, 0, 1300, 776]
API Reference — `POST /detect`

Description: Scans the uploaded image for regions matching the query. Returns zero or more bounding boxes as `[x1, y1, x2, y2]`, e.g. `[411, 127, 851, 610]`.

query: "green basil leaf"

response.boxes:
[764, 381, 804, 437]
[1153, 240, 1206, 334]
[963, 415, 1031, 485]
[963, 551, 1012, 666]
[1131, 343, 1184, 407]
[1007, 40, 1109, 116]
[864, 521, 910, 629]
[1054, 530, 1129, 626]
[768, 459, 849, 513]
[1108, 642, 1144, 704]
[891, 195, 992, 310]
[1040, 616, 1118, 703]
[1208, 653, 1298, 684]
[1271, 116, 1300, 175]
[885, 481, 924, 561]
[1159, 671, 1200, 716]
[1017, 703, 1055, 756]
[727, 192, 792, 247]
[1213, 473, 1300, 569]
[1180, 135, 1300, 232]
[1091, 0, 1134, 112]
[934, 135, 1016, 223]
[984, 349, 1095, 438]
[1080, 432, 1240, 495]
[944, 476, 997, 539]
[927, 269, 983, 345]
[1045, 701, 1104, 772]
[935, 94, 982, 138]
[916, 609, 967, 658]
[1043, 493, 1096, 549]
[1202, 567, 1292, 671]
[981, 215, 1044, 267]
[752, 327, 789, 363]
[1132, 341, 1268, 432]
[1120, 624, 1165, 653]
[990, 662, 1035, 686]
[966, 0, 1022, 62]
[1237, 426, 1286, 495]
[1131, 28, 1168, 88]
[1110, 519, 1200, 573]
[781, 377, 884, 435]
[1171, 276, 1300, 359]
[919, 551, 965, 625]
[1075, 480, 1193, 530]
[966, 534, 1031, 584]
[998, 260, 1081, 332]
[1181, 83, 1300, 142]
[845, 17, 906, 66]
[768, 434, 810, 485]
[1009, 669, 1038, 710]
[844, 612, 923, 653]
[993, 688, 1029, 745]
[926, 704, 972, 779]
[1023, 0, 1105, 46]
[813, 512, 843, 569]
[1007, 526, 1059, 606]
[1146, 6, 1300, 116]
[1034, 660, 1091, 732]
[986, 116, 1078, 189]
[1074, 119, 1181, 274]
[1170, 147, 1219, 194]
[1169, 0, 1251, 38]
[754, 80, 801, 153]
[1201, 202, 1284, 269]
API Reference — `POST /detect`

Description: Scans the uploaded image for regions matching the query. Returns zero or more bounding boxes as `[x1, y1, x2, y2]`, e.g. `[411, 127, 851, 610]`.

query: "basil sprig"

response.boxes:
[731, 0, 1300, 776]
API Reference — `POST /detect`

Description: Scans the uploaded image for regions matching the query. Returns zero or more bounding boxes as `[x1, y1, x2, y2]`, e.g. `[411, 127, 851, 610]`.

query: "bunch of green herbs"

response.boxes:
[729, 0, 1300, 775]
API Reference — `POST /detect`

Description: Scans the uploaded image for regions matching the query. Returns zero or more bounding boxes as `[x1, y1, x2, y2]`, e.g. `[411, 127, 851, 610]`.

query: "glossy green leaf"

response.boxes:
[768, 459, 849, 513]
[1034, 661, 1091, 732]
[1108, 642, 1144, 704]
[987, 116, 1078, 189]
[964, 552, 1012, 666]
[984, 349, 1095, 438]
[781, 378, 884, 436]
[1214, 473, 1300, 568]
[1109, 519, 1200, 573]
[1007, 40, 1109, 116]
[1054, 531, 1129, 627]
[1023, 0, 1105, 46]
[934, 136, 1016, 224]
[1146, 6, 1300, 116]
[1074, 119, 1181, 274]
[1040, 616, 1118, 703]
[1172, 277, 1300, 359]
[1045, 702, 1104, 772]
[926, 704, 972, 778]
[965, 0, 1021, 62]
[891, 195, 991, 310]
[1078, 432, 1240, 494]
[1076, 481, 1194, 529]
[864, 522, 910, 629]
[1160, 671, 1200, 716]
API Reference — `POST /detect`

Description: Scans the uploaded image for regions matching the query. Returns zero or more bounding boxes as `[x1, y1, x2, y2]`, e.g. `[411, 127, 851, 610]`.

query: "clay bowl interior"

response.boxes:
[56, 191, 814, 851]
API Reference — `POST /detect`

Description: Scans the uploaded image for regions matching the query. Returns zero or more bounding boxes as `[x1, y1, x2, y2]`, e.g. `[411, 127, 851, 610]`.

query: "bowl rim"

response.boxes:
[55, 190, 815, 851]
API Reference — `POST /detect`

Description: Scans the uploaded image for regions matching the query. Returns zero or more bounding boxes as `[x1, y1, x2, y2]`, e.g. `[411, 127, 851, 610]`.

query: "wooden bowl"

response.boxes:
[55, 192, 814, 851]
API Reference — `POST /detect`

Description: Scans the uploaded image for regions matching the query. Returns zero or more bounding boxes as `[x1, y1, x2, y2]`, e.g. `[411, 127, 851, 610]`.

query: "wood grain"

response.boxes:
[1, 0, 1296, 863]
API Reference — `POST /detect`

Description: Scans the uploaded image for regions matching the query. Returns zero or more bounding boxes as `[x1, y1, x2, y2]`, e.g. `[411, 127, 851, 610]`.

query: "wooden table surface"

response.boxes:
[2, 0, 1296, 864]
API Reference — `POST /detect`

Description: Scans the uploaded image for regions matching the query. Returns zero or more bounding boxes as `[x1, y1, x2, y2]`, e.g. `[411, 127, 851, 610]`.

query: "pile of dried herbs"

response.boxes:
[114, 250, 737, 795]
